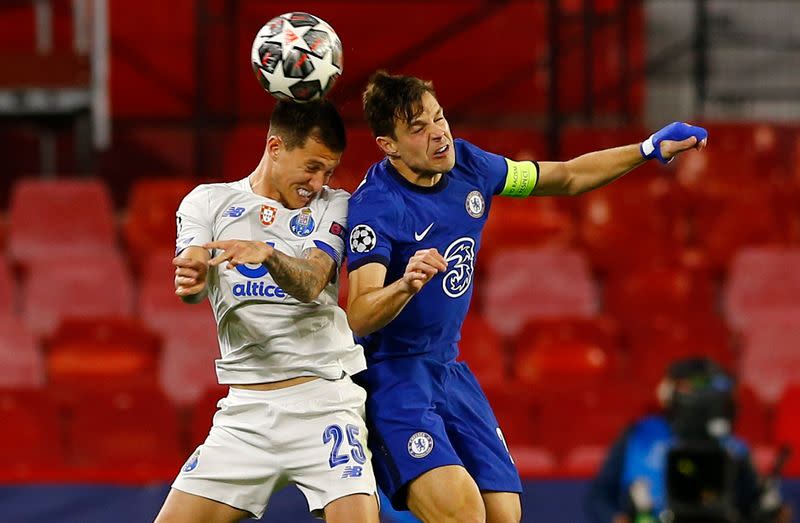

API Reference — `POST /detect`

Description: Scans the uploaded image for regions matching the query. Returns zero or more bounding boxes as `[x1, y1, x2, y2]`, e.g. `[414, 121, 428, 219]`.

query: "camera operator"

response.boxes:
[584, 357, 791, 523]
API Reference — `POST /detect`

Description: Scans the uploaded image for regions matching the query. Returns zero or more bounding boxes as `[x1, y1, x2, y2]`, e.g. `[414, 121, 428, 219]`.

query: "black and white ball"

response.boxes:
[251, 12, 343, 102]
[349, 225, 376, 254]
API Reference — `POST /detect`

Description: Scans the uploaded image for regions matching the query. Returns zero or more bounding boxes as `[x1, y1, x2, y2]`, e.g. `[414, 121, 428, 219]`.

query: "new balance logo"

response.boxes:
[341, 466, 363, 479]
[222, 206, 246, 218]
[414, 222, 435, 241]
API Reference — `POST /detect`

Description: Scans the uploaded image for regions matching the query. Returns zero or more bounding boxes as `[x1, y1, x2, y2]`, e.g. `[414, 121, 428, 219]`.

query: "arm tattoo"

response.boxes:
[264, 248, 335, 303]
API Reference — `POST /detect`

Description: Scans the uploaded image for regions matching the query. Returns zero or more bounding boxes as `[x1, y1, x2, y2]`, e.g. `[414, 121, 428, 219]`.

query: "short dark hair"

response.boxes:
[269, 99, 346, 152]
[362, 70, 436, 138]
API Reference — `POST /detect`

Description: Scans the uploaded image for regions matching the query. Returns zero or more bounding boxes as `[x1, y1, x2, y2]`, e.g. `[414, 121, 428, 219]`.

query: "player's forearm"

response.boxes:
[180, 287, 208, 304]
[347, 280, 416, 337]
[537, 144, 645, 196]
[264, 250, 328, 303]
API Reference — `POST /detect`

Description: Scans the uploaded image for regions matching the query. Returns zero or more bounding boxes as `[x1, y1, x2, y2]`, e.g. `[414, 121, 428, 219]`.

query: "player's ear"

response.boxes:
[376, 136, 399, 158]
[267, 135, 283, 160]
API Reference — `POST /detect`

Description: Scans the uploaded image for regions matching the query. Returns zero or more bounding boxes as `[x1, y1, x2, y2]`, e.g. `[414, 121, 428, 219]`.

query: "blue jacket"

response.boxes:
[584, 415, 761, 522]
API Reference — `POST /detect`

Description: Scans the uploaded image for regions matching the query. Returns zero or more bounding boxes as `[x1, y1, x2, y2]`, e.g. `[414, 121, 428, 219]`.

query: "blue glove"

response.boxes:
[640, 122, 708, 164]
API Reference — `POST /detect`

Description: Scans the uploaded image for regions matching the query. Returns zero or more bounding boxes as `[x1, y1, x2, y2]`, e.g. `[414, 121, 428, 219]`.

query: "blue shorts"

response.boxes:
[354, 355, 522, 510]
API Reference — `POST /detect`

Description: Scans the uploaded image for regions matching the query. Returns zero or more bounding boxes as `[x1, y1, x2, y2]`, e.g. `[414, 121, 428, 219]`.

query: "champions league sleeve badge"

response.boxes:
[289, 208, 315, 237]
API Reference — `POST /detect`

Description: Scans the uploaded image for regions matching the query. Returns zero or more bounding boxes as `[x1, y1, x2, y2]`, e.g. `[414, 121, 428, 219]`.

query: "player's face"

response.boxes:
[390, 92, 455, 178]
[270, 135, 341, 209]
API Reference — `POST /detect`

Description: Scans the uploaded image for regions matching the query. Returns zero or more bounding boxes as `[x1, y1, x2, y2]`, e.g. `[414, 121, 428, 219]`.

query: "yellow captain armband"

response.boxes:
[499, 158, 539, 197]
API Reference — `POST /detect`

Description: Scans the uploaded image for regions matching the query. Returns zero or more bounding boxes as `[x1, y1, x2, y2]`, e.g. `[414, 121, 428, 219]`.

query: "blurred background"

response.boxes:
[1, 0, 799, 521]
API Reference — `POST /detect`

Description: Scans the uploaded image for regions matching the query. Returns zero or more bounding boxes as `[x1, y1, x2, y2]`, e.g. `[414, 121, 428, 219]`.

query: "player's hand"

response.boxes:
[204, 240, 274, 270]
[173, 255, 209, 297]
[641, 121, 708, 164]
[612, 515, 631, 523]
[401, 248, 447, 293]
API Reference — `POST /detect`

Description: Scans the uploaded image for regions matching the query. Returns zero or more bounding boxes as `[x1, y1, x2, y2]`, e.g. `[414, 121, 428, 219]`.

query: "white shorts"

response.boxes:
[172, 376, 377, 518]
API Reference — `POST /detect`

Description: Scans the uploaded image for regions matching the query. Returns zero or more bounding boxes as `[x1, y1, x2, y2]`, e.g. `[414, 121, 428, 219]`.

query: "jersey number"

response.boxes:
[322, 424, 367, 468]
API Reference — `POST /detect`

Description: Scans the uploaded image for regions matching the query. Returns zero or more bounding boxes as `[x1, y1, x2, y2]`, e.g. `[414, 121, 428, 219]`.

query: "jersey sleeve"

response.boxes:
[175, 185, 213, 255]
[345, 188, 398, 273]
[458, 139, 539, 197]
[302, 188, 349, 270]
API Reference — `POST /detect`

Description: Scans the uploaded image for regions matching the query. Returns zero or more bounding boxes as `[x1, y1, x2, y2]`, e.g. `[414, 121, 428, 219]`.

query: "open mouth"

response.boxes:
[432, 144, 449, 158]
[297, 187, 312, 199]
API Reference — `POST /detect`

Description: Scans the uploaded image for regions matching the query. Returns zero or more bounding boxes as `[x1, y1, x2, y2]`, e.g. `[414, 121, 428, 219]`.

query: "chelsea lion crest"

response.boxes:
[289, 208, 315, 237]
[407, 431, 434, 458]
[465, 190, 485, 218]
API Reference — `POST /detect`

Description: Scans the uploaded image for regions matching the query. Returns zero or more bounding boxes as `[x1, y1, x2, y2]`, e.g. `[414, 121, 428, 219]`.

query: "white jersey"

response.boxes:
[175, 177, 366, 384]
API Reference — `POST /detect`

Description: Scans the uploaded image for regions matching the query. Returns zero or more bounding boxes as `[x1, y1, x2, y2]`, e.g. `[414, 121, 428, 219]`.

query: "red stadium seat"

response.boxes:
[734, 384, 772, 446]
[22, 253, 134, 335]
[8, 178, 117, 263]
[604, 266, 716, 323]
[774, 385, 800, 475]
[481, 197, 575, 266]
[529, 381, 647, 455]
[483, 247, 598, 336]
[65, 386, 183, 479]
[563, 445, 609, 477]
[189, 385, 228, 449]
[159, 314, 219, 406]
[457, 312, 507, 388]
[512, 316, 620, 387]
[510, 446, 558, 479]
[45, 317, 161, 390]
[573, 170, 690, 272]
[482, 382, 539, 448]
[0, 255, 14, 316]
[724, 247, 800, 331]
[123, 178, 194, 267]
[739, 311, 800, 404]
[0, 315, 44, 388]
[0, 388, 65, 479]
[626, 314, 734, 388]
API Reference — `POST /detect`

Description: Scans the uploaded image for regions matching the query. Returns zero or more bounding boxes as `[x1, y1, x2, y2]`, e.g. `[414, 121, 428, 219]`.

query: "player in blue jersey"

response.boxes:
[344, 71, 708, 523]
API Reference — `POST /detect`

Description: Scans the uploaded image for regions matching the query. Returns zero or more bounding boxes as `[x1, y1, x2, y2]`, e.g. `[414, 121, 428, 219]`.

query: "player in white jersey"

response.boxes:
[155, 100, 379, 523]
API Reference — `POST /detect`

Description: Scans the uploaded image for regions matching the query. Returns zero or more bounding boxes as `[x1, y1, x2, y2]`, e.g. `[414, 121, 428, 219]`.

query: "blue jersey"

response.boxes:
[346, 139, 538, 363]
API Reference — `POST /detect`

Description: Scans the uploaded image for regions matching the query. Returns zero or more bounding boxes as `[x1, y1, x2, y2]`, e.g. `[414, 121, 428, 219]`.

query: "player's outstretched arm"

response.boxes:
[174, 246, 211, 304]
[347, 249, 447, 337]
[203, 240, 335, 303]
[533, 122, 707, 196]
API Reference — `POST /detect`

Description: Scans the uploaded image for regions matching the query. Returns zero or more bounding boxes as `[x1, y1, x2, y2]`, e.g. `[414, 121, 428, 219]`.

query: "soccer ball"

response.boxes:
[251, 12, 343, 102]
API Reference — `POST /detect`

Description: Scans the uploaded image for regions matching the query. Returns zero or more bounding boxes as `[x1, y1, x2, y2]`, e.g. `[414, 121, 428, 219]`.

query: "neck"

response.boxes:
[249, 146, 280, 201]
[388, 157, 442, 187]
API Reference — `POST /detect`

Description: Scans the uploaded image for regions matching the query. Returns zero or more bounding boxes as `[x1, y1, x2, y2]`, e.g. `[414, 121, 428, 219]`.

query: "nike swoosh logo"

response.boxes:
[414, 222, 435, 241]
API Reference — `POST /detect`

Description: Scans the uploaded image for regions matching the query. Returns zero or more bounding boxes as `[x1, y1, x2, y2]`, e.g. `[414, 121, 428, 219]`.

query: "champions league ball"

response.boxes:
[251, 12, 343, 102]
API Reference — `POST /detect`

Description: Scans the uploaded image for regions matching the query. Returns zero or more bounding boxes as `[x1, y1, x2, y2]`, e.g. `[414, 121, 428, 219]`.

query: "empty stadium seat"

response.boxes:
[124, 178, 194, 266]
[189, 385, 228, 449]
[0, 315, 44, 388]
[573, 170, 690, 272]
[604, 266, 716, 323]
[512, 316, 620, 387]
[45, 317, 161, 390]
[8, 178, 117, 263]
[0, 255, 14, 316]
[457, 312, 507, 388]
[739, 311, 800, 404]
[22, 253, 134, 335]
[159, 314, 220, 406]
[0, 389, 65, 478]
[724, 247, 800, 331]
[483, 247, 598, 336]
[480, 198, 575, 265]
[735, 384, 773, 446]
[510, 446, 558, 479]
[774, 385, 800, 475]
[529, 381, 647, 455]
[65, 386, 183, 479]
[563, 445, 609, 477]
